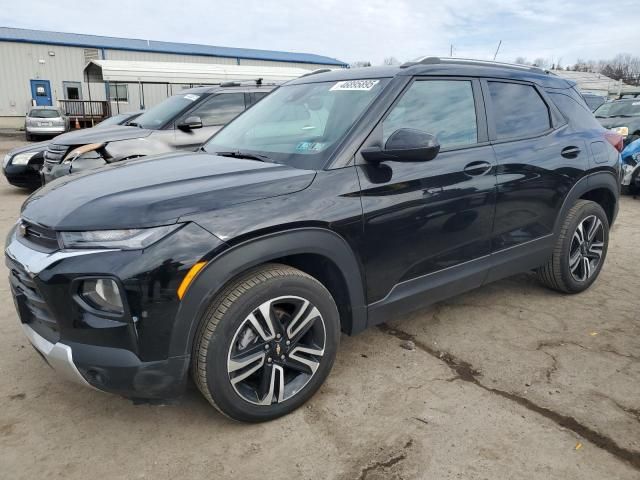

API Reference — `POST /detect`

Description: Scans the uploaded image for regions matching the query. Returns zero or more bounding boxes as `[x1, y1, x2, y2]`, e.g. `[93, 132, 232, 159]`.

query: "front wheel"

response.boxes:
[192, 264, 340, 422]
[536, 200, 609, 293]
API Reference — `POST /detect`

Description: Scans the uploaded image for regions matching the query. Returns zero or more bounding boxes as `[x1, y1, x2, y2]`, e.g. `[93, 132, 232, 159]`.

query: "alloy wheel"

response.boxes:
[569, 215, 605, 282]
[227, 296, 326, 405]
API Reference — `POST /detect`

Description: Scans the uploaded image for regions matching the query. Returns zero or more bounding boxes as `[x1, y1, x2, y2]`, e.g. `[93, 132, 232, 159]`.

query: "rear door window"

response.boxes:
[250, 92, 270, 105]
[190, 93, 246, 126]
[487, 82, 551, 139]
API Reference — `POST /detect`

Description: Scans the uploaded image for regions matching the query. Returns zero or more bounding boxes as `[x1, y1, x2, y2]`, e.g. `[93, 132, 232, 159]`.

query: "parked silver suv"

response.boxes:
[41, 83, 274, 184]
[25, 106, 69, 140]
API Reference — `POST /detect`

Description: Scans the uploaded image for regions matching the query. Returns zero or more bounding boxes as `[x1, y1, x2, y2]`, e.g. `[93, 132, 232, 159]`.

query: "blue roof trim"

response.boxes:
[0, 27, 348, 67]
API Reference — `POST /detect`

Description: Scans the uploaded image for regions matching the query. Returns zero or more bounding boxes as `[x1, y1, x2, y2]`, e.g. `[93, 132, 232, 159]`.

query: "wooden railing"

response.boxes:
[58, 100, 112, 123]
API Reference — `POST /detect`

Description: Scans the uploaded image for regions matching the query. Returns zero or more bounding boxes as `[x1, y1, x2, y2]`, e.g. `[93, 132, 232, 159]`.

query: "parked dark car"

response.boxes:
[582, 93, 607, 111]
[7, 58, 621, 422]
[2, 141, 48, 188]
[40, 83, 273, 184]
[4, 111, 142, 189]
[94, 110, 143, 128]
[594, 99, 640, 145]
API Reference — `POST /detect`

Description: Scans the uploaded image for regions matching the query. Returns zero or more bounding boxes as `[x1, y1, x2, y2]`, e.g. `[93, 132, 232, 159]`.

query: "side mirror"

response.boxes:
[361, 128, 440, 163]
[177, 116, 203, 131]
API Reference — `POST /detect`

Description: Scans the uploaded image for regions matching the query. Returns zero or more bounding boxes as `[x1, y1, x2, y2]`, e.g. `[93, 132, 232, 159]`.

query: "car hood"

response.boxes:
[52, 125, 152, 146]
[597, 116, 640, 129]
[8, 140, 50, 156]
[21, 152, 316, 230]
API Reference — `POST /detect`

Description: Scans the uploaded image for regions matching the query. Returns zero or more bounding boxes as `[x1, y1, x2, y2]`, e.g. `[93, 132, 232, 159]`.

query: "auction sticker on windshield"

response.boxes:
[184, 94, 200, 101]
[330, 80, 380, 91]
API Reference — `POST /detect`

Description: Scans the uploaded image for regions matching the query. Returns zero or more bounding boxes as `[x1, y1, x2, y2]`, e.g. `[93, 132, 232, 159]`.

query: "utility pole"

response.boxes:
[450, 44, 454, 57]
[493, 40, 502, 61]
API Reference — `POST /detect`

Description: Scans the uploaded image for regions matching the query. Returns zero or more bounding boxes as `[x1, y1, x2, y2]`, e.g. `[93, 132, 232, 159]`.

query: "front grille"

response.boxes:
[17, 220, 59, 250]
[7, 258, 59, 342]
[44, 144, 69, 168]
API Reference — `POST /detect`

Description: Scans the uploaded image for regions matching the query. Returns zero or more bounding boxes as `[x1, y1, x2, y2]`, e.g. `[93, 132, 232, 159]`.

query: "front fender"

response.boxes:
[167, 227, 368, 358]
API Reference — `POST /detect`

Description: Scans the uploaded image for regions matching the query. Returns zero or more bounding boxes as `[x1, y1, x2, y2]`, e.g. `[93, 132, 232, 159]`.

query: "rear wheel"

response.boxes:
[25, 132, 32, 141]
[192, 264, 340, 422]
[536, 200, 609, 293]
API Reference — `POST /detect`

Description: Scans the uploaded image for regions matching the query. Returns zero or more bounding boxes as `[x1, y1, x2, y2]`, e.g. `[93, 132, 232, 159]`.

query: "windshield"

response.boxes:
[203, 79, 390, 169]
[594, 101, 640, 118]
[29, 109, 61, 118]
[97, 112, 136, 127]
[134, 93, 203, 129]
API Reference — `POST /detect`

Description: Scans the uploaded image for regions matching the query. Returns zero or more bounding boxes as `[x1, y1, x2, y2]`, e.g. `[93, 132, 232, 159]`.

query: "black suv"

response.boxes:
[40, 82, 273, 184]
[7, 58, 621, 422]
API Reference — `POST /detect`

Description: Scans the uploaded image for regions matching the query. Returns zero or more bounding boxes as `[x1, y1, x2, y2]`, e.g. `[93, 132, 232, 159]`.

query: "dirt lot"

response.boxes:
[0, 135, 638, 479]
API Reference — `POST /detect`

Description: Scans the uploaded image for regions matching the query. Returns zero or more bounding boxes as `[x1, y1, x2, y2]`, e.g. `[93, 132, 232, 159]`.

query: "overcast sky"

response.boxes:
[2, 0, 638, 66]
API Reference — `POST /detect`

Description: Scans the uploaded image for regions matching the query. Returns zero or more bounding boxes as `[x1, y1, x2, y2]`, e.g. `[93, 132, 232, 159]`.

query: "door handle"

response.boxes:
[561, 146, 581, 159]
[463, 161, 492, 176]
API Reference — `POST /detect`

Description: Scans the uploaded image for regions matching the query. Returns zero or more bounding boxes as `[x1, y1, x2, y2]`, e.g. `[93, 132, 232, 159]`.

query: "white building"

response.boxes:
[0, 27, 347, 127]
[550, 70, 627, 98]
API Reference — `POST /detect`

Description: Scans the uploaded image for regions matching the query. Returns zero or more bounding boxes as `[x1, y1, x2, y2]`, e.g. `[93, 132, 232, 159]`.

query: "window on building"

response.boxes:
[109, 84, 129, 103]
[488, 82, 551, 139]
[382, 80, 478, 148]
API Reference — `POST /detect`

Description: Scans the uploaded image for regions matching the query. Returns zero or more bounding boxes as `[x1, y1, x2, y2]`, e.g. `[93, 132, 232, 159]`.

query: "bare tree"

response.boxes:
[383, 57, 401, 66]
[514, 56, 529, 65]
[350, 61, 372, 68]
[533, 57, 549, 68]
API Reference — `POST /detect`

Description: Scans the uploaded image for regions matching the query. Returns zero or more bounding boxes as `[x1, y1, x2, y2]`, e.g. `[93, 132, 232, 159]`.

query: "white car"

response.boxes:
[25, 106, 69, 140]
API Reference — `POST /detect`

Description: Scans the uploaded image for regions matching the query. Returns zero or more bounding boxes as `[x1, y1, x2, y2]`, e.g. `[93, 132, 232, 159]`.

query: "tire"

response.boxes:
[192, 263, 340, 422]
[25, 132, 32, 141]
[536, 200, 609, 293]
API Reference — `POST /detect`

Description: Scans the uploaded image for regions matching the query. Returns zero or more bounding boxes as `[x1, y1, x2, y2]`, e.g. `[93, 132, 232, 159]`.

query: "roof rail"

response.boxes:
[220, 78, 272, 87]
[401, 56, 547, 74]
[299, 68, 333, 78]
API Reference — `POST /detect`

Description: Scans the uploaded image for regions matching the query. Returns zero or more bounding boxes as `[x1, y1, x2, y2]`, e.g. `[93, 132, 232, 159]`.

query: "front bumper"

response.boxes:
[6, 222, 222, 399]
[3, 164, 42, 188]
[22, 323, 96, 388]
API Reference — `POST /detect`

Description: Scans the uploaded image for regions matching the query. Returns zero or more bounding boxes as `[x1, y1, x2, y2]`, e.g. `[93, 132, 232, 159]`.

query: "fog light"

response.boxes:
[81, 279, 124, 314]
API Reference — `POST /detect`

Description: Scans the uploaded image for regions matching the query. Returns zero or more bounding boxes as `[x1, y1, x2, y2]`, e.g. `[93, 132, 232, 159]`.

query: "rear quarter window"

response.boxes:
[547, 92, 603, 130]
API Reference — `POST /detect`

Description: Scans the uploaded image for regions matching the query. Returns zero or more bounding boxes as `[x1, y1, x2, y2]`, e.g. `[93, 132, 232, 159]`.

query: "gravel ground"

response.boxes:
[0, 135, 638, 480]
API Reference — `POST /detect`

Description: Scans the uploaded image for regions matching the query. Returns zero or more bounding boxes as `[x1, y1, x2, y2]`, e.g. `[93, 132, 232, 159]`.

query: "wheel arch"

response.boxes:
[554, 172, 619, 235]
[168, 227, 368, 358]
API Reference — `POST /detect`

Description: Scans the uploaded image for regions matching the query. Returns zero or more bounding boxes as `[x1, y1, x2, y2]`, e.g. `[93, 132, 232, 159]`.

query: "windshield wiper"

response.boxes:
[214, 151, 271, 162]
[126, 121, 143, 128]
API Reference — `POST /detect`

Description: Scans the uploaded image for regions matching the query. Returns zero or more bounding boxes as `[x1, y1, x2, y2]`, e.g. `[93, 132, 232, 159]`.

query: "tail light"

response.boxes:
[604, 131, 624, 153]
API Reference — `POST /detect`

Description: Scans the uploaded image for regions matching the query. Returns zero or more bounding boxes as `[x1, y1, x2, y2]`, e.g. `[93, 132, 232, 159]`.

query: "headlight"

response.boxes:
[59, 224, 181, 250]
[81, 278, 123, 314]
[11, 151, 38, 166]
[62, 143, 104, 163]
[612, 126, 629, 137]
